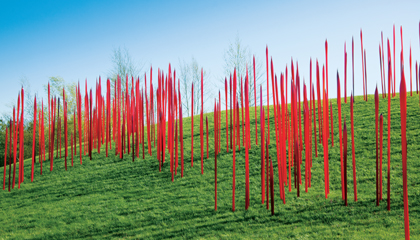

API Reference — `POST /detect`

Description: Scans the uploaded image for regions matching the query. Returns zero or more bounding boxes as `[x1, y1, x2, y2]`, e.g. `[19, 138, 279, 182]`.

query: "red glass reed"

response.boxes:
[400, 59, 410, 240]
[375, 87, 379, 206]
[350, 94, 357, 201]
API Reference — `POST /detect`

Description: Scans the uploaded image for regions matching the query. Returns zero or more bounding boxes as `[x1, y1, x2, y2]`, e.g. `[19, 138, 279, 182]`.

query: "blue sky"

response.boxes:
[0, 0, 419, 115]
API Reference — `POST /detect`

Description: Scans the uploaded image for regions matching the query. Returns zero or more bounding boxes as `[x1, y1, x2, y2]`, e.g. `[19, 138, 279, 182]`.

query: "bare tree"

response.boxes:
[108, 46, 144, 94]
[178, 57, 212, 116]
[222, 35, 265, 107]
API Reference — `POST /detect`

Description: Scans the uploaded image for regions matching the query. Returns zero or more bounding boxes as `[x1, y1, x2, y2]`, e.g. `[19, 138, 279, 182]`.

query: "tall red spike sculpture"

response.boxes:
[375, 87, 379, 206]
[232, 69, 237, 212]
[350, 94, 357, 201]
[387, 39, 392, 211]
[260, 86, 265, 204]
[352, 37, 355, 100]
[78, 82, 83, 164]
[106, 79, 110, 157]
[323, 90, 329, 199]
[214, 102, 218, 211]
[245, 74, 250, 210]
[400, 57, 410, 240]
[337, 73, 343, 199]
[179, 89, 184, 178]
[416, 62, 418, 95]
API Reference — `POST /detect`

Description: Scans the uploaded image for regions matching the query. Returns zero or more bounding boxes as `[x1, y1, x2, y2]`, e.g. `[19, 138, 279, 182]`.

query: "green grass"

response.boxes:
[1, 94, 419, 239]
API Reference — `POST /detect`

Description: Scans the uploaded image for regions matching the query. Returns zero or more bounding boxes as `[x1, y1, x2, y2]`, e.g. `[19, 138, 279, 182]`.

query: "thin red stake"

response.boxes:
[350, 94, 357, 201]
[343, 121, 348, 206]
[200, 108, 203, 174]
[78, 82, 83, 164]
[400, 57, 410, 240]
[337, 73, 343, 199]
[416, 61, 418, 95]
[214, 102, 218, 211]
[387, 40, 392, 210]
[179, 89, 184, 178]
[232, 69, 237, 212]
[245, 73, 250, 209]
[20, 89, 24, 185]
[281, 74, 288, 190]
[175, 120, 178, 175]
[352, 37, 355, 99]
[260, 86, 265, 204]
[64, 101, 68, 171]
[266, 46, 270, 145]
[375, 87, 379, 206]
[106, 79, 110, 157]
[304, 84, 309, 193]
[323, 90, 328, 198]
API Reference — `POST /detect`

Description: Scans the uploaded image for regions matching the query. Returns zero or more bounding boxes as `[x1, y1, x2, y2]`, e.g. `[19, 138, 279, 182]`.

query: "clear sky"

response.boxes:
[0, 0, 419, 115]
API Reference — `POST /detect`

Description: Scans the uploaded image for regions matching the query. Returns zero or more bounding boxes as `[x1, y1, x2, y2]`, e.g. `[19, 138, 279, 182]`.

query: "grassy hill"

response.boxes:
[1, 94, 419, 239]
